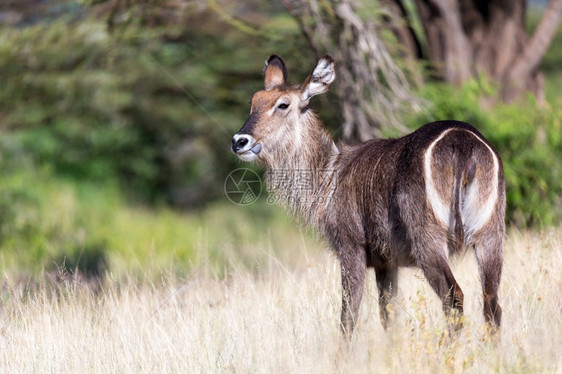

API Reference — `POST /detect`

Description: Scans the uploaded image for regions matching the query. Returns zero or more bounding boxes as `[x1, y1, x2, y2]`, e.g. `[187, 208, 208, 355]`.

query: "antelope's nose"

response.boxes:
[231, 135, 250, 153]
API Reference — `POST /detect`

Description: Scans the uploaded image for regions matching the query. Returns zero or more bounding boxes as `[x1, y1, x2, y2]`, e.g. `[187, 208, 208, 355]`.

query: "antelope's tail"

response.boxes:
[453, 155, 477, 253]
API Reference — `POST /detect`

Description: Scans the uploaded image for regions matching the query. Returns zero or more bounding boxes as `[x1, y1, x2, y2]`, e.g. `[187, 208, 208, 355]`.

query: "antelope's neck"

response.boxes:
[264, 128, 339, 224]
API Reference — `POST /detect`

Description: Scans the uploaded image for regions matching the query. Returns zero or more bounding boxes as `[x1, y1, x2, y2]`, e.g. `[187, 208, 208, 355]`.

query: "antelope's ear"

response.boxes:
[263, 55, 287, 90]
[301, 55, 335, 103]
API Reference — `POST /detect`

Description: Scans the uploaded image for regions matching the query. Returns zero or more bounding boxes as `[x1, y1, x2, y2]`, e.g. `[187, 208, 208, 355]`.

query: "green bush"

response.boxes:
[0, 8, 305, 207]
[0, 19, 218, 205]
[412, 82, 562, 228]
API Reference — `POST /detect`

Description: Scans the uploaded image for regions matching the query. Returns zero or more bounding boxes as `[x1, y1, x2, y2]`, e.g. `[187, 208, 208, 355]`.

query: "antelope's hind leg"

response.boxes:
[413, 241, 465, 332]
[374, 266, 398, 329]
[474, 233, 503, 332]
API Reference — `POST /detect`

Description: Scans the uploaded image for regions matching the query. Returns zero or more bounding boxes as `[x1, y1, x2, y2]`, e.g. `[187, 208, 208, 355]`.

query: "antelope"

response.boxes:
[231, 55, 505, 338]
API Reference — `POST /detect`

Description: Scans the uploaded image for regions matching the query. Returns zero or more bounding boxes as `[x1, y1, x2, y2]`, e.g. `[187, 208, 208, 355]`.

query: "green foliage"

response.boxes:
[412, 82, 562, 227]
[0, 163, 313, 279]
[0, 19, 210, 204]
[527, 7, 562, 103]
[0, 2, 317, 278]
[1, 0, 561, 281]
[0, 6, 306, 207]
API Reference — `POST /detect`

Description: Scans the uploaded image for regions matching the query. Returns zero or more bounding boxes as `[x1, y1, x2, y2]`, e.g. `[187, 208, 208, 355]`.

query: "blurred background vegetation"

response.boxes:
[0, 0, 560, 281]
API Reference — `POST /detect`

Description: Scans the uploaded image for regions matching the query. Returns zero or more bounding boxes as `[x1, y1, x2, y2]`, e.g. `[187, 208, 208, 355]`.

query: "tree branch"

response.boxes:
[429, 0, 472, 84]
[510, 0, 562, 80]
[378, 0, 423, 59]
[281, 0, 422, 140]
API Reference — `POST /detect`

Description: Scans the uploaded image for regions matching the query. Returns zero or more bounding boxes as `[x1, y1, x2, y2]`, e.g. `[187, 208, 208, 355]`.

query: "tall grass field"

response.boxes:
[1, 226, 560, 373]
[1, 2, 562, 373]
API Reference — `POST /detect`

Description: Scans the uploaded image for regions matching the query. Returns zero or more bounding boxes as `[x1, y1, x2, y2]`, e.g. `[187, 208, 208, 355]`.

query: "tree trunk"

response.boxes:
[284, 0, 561, 140]
[378, 0, 423, 60]
[282, 0, 422, 142]
[413, 0, 473, 84]
[502, 0, 562, 102]
[407, 0, 562, 103]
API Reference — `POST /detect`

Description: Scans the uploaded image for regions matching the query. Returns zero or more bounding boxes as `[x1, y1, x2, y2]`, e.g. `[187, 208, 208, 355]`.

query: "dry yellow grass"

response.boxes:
[0, 227, 560, 373]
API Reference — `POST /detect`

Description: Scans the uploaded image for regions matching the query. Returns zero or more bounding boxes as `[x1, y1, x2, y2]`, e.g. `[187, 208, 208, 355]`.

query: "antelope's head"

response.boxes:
[231, 55, 336, 164]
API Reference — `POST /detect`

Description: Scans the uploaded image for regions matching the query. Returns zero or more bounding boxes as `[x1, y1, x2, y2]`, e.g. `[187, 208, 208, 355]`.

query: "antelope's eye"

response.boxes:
[277, 103, 289, 110]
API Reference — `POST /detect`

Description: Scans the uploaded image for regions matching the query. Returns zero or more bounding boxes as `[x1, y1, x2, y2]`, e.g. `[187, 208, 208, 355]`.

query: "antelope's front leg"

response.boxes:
[339, 245, 367, 338]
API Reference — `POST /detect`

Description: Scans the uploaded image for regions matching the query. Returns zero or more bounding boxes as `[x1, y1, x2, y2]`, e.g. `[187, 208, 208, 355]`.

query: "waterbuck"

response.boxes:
[231, 55, 505, 337]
